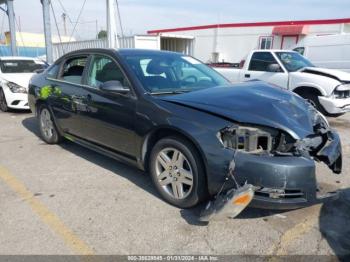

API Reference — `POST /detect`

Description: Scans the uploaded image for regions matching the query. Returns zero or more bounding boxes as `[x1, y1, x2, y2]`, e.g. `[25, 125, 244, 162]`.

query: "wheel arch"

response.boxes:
[141, 126, 209, 188]
[293, 86, 324, 97]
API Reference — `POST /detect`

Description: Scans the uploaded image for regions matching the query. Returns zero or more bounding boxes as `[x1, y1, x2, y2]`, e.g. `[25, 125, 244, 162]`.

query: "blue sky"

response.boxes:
[3, 0, 350, 40]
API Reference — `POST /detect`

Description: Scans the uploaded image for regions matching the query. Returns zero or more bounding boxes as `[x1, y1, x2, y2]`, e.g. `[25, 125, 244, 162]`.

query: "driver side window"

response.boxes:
[249, 52, 279, 72]
[87, 55, 129, 89]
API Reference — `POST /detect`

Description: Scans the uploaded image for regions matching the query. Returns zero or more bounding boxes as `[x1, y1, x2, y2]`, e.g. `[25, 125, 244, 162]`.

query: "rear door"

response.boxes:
[47, 55, 91, 137]
[243, 51, 289, 88]
[79, 53, 137, 157]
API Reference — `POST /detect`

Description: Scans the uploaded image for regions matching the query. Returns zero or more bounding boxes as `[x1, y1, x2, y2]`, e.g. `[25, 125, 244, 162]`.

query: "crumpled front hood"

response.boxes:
[1, 73, 34, 89]
[161, 82, 317, 139]
[301, 67, 350, 82]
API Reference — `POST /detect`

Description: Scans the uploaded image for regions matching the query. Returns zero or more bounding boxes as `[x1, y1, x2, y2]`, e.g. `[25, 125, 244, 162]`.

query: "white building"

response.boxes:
[147, 18, 350, 64]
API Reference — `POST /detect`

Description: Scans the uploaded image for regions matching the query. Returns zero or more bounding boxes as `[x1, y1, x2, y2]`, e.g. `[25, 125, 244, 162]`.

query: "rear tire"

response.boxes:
[38, 105, 61, 144]
[149, 137, 207, 208]
[0, 87, 8, 112]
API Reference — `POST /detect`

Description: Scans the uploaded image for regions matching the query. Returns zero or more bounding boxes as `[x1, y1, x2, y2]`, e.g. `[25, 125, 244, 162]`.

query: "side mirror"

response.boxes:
[35, 68, 45, 74]
[267, 63, 282, 72]
[100, 80, 130, 94]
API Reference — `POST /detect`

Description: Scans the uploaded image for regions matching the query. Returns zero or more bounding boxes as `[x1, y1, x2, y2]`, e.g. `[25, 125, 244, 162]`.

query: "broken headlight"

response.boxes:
[218, 125, 295, 154]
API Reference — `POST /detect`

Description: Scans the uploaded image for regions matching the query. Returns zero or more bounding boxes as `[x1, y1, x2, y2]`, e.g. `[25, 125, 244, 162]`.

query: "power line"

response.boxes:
[57, 0, 73, 24]
[68, 0, 87, 42]
[115, 0, 124, 37]
[51, 1, 65, 54]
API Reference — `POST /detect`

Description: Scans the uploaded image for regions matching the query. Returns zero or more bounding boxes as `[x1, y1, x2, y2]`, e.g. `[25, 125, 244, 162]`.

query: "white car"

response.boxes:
[214, 50, 350, 116]
[0, 56, 47, 112]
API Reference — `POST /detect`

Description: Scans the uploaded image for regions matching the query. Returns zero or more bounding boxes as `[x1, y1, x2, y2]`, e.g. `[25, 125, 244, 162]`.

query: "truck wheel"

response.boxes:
[149, 137, 207, 208]
[300, 92, 328, 115]
[0, 88, 9, 112]
[38, 105, 62, 144]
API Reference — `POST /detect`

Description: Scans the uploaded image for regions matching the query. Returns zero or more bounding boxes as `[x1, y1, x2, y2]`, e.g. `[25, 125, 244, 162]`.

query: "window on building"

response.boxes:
[259, 36, 273, 49]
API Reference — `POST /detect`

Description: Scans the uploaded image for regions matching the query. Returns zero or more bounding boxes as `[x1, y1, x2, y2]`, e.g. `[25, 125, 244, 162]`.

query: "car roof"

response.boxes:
[253, 49, 297, 52]
[117, 48, 183, 56]
[60, 48, 183, 59]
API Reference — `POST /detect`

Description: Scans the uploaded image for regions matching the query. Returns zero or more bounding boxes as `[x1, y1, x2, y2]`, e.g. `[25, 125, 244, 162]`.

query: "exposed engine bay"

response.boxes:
[218, 109, 342, 174]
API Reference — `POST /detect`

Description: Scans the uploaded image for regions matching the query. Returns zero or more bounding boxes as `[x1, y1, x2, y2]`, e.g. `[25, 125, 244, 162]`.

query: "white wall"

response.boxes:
[161, 23, 345, 63]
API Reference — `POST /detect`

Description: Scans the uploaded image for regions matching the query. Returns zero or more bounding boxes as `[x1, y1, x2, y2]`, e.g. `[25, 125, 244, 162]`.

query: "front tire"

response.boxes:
[301, 92, 345, 117]
[149, 137, 207, 208]
[0, 88, 8, 112]
[38, 105, 61, 144]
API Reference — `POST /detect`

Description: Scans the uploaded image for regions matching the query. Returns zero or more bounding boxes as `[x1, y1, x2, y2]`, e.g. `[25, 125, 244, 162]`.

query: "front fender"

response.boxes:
[140, 116, 235, 195]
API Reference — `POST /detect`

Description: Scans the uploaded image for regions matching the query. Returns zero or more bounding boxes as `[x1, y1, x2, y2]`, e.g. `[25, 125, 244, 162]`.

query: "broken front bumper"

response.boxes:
[231, 130, 342, 210]
[319, 96, 350, 114]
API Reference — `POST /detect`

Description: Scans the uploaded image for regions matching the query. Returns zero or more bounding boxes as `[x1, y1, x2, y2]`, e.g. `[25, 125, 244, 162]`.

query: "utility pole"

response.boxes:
[61, 13, 67, 36]
[106, 0, 118, 48]
[95, 19, 98, 39]
[41, 0, 53, 63]
[6, 0, 17, 56]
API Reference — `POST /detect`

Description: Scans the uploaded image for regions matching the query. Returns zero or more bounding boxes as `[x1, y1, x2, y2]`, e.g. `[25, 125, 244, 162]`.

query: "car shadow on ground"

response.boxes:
[319, 188, 350, 260]
[21, 116, 161, 201]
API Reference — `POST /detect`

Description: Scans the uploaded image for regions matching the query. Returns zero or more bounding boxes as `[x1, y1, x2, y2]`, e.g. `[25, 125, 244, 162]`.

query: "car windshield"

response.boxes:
[121, 52, 230, 94]
[276, 52, 314, 72]
[0, 59, 46, 73]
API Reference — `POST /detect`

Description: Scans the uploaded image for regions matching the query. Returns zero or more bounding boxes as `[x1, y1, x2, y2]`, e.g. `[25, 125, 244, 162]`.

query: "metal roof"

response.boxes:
[148, 18, 350, 35]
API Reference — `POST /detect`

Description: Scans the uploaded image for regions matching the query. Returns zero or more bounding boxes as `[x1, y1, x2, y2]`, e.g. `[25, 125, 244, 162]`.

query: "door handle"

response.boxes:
[244, 74, 251, 78]
[71, 95, 85, 100]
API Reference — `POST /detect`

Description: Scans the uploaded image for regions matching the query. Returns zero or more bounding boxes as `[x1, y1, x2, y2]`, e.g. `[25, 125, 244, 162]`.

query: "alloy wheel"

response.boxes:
[40, 108, 54, 140]
[155, 147, 194, 199]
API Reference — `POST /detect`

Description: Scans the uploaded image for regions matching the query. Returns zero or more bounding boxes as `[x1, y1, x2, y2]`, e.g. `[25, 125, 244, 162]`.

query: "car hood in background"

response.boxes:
[161, 82, 316, 139]
[300, 67, 350, 82]
[1, 73, 35, 89]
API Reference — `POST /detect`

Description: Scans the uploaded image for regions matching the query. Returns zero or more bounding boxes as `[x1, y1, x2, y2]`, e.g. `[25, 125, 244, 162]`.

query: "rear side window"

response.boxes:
[248, 52, 278, 71]
[59, 56, 88, 84]
[47, 64, 60, 79]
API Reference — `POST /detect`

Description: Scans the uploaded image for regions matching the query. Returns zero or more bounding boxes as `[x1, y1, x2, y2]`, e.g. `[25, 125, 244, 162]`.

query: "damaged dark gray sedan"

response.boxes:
[28, 49, 342, 210]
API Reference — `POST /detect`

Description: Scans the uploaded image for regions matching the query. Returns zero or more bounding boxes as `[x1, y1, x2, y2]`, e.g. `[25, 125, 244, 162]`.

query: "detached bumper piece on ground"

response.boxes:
[199, 184, 255, 222]
[200, 160, 255, 222]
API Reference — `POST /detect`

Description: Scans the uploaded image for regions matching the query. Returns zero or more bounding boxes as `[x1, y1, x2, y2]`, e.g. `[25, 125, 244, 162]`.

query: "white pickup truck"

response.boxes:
[214, 50, 350, 116]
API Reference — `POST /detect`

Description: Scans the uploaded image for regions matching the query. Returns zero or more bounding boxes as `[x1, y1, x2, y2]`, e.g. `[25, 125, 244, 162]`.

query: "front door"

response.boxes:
[81, 54, 137, 157]
[243, 51, 289, 89]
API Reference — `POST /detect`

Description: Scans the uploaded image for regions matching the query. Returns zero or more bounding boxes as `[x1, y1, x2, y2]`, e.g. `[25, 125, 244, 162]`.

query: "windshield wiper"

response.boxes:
[147, 90, 192, 95]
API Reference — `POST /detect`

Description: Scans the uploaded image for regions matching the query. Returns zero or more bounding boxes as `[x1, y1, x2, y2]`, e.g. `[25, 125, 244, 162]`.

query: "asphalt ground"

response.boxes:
[0, 110, 349, 258]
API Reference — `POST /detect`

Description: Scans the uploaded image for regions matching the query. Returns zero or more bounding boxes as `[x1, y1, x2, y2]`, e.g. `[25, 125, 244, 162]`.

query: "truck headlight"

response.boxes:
[7, 82, 27, 94]
[333, 84, 350, 99]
